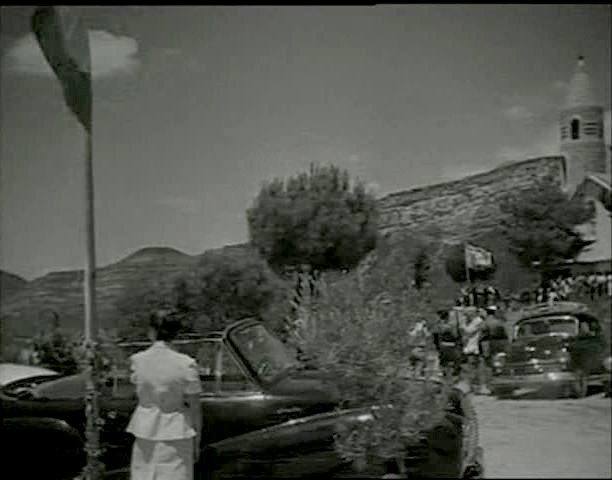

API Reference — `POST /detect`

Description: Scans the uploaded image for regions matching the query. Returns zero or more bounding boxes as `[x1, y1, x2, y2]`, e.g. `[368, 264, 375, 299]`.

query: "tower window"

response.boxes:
[571, 119, 580, 140]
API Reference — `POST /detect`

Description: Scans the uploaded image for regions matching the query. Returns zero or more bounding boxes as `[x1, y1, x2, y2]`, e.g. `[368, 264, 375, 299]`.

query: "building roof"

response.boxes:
[565, 56, 597, 108]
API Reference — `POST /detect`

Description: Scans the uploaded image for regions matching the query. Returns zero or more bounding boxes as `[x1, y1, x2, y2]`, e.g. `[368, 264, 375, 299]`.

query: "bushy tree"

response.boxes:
[247, 164, 379, 272]
[114, 252, 291, 337]
[498, 174, 595, 269]
[114, 277, 180, 340]
[184, 251, 290, 333]
[293, 244, 451, 476]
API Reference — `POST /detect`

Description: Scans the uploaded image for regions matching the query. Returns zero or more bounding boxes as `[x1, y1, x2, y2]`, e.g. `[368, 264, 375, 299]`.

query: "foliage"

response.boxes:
[498, 174, 595, 269]
[31, 328, 80, 375]
[444, 242, 496, 284]
[411, 238, 432, 290]
[182, 251, 291, 333]
[247, 163, 379, 272]
[292, 238, 451, 474]
[114, 252, 291, 338]
[114, 277, 180, 340]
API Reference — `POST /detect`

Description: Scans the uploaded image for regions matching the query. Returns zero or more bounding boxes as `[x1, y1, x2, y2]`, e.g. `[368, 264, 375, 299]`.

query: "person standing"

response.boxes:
[127, 310, 203, 480]
[460, 308, 487, 394]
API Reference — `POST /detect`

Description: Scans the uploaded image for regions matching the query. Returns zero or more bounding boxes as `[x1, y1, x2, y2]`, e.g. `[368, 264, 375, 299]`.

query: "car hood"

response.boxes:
[31, 373, 86, 399]
[0, 363, 59, 386]
[508, 335, 569, 363]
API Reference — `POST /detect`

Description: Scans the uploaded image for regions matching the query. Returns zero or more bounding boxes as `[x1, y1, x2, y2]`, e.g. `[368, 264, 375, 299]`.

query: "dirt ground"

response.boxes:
[474, 392, 612, 478]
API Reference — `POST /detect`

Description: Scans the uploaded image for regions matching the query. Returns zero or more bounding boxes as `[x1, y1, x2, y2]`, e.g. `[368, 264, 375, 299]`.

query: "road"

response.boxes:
[474, 393, 612, 478]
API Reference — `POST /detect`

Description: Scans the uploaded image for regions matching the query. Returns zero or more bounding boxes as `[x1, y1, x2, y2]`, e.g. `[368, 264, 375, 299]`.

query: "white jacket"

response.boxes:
[126, 341, 202, 441]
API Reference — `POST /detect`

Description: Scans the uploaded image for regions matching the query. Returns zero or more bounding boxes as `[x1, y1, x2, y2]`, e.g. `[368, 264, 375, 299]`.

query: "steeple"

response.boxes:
[565, 55, 596, 108]
[559, 55, 606, 193]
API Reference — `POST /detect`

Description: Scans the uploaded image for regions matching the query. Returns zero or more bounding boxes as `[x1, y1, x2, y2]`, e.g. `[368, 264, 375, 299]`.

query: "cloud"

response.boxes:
[2, 30, 139, 78]
[502, 105, 535, 122]
[157, 195, 202, 215]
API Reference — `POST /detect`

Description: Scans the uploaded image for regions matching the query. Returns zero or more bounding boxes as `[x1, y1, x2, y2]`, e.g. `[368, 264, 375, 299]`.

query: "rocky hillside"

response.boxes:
[0, 270, 28, 300]
[0, 245, 250, 338]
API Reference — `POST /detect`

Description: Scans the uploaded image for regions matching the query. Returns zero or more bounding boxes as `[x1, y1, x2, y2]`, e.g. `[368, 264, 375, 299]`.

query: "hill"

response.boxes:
[0, 246, 208, 338]
[0, 270, 28, 300]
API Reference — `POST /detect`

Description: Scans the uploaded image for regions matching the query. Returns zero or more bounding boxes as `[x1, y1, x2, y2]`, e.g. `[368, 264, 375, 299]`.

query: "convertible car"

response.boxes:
[0, 318, 483, 479]
[490, 302, 612, 399]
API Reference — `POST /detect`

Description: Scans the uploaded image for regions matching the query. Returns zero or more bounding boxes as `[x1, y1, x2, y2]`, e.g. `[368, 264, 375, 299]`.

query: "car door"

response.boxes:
[570, 314, 608, 376]
[195, 339, 280, 444]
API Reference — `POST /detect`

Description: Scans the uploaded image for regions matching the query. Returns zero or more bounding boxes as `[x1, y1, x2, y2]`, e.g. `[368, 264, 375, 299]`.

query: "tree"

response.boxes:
[184, 251, 290, 333]
[498, 175, 595, 269]
[114, 277, 179, 340]
[247, 164, 379, 272]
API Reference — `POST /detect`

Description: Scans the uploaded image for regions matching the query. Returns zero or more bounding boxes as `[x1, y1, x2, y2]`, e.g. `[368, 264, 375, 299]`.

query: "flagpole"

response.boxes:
[83, 130, 103, 480]
[464, 244, 471, 285]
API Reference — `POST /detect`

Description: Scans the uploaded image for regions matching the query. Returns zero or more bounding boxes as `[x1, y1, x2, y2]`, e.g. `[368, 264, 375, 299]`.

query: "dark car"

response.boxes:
[1, 318, 484, 479]
[490, 302, 612, 399]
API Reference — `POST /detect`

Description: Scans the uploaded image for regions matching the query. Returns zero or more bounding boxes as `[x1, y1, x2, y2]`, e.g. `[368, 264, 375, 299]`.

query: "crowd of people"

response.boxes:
[520, 272, 612, 304]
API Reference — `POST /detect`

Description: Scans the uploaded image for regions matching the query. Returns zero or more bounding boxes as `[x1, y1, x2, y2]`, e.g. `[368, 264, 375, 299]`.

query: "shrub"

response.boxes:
[293, 255, 450, 474]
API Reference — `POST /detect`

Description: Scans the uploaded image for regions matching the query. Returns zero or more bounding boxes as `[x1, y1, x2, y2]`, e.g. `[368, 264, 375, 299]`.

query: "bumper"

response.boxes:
[490, 371, 576, 396]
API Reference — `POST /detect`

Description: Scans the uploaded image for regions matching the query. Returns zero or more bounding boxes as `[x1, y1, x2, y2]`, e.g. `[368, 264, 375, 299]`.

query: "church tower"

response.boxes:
[559, 56, 607, 193]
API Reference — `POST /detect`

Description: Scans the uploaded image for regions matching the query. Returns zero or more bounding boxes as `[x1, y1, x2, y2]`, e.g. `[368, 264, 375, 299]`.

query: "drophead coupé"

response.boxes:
[490, 302, 612, 399]
[1, 318, 484, 479]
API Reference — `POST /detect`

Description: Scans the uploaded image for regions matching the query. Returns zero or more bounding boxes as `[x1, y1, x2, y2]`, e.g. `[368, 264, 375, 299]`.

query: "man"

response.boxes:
[436, 309, 463, 377]
[460, 308, 488, 394]
[480, 306, 508, 390]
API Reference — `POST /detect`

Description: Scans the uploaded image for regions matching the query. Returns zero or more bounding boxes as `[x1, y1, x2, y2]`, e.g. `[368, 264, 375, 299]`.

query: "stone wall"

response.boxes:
[377, 156, 567, 240]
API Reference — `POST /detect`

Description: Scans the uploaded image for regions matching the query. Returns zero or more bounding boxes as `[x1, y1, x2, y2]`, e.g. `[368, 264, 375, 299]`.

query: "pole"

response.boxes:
[82, 131, 103, 480]
[465, 245, 471, 285]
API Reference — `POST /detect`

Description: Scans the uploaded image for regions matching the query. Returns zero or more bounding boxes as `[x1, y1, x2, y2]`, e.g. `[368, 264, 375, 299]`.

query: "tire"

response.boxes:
[571, 371, 588, 399]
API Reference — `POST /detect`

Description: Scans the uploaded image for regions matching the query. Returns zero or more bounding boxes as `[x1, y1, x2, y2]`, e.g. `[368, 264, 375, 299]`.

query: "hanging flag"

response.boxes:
[31, 6, 92, 132]
[465, 243, 494, 270]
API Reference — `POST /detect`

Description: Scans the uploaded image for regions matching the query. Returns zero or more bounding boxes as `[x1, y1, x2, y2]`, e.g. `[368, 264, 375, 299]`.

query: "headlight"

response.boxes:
[492, 352, 506, 368]
[604, 356, 612, 372]
[558, 351, 571, 371]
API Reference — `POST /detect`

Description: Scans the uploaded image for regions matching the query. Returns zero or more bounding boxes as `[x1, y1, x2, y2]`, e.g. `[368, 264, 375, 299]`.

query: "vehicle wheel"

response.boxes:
[571, 371, 588, 399]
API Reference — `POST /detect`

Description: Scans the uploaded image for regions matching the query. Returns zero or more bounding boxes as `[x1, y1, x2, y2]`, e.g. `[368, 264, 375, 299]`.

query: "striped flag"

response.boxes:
[465, 243, 494, 270]
[31, 6, 92, 132]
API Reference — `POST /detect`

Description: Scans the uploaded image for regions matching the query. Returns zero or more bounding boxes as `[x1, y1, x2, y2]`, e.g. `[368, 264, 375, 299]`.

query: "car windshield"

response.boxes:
[515, 316, 578, 339]
[229, 323, 300, 382]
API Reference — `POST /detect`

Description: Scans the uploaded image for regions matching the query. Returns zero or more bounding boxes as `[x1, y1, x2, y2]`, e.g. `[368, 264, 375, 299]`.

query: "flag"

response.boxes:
[465, 243, 494, 270]
[31, 6, 92, 132]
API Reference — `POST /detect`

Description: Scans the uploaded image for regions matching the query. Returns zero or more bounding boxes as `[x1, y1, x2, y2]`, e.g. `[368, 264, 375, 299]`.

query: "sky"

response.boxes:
[1, 5, 611, 280]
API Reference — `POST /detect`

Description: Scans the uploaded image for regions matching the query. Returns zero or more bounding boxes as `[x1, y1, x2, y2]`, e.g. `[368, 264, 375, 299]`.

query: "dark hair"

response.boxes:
[149, 309, 182, 342]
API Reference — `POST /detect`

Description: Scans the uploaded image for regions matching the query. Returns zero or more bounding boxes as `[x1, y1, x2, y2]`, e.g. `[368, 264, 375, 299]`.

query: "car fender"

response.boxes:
[2, 416, 85, 478]
[202, 406, 465, 478]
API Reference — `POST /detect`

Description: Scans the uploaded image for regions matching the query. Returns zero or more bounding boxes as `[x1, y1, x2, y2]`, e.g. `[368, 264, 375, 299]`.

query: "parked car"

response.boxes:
[1, 318, 484, 479]
[490, 302, 612, 399]
[0, 362, 59, 386]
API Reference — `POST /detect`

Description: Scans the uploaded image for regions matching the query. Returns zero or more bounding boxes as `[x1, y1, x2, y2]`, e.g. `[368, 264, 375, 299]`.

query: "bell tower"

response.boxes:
[559, 56, 606, 193]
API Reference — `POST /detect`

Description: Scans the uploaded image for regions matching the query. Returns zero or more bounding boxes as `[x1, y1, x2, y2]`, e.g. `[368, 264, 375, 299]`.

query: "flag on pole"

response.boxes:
[31, 6, 92, 132]
[465, 243, 494, 270]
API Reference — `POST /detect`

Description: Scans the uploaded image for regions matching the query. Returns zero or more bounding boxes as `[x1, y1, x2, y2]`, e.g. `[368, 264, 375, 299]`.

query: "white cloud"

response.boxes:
[157, 196, 202, 215]
[502, 105, 535, 121]
[2, 30, 140, 78]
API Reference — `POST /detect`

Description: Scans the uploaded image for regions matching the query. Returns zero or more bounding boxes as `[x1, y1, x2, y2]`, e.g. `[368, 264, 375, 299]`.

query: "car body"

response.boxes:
[1, 318, 484, 479]
[490, 302, 612, 399]
[0, 362, 59, 386]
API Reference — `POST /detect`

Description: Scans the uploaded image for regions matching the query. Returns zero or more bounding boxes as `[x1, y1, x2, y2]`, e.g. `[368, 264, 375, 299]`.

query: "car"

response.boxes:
[0, 362, 59, 387]
[1, 318, 484, 479]
[490, 302, 612, 399]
